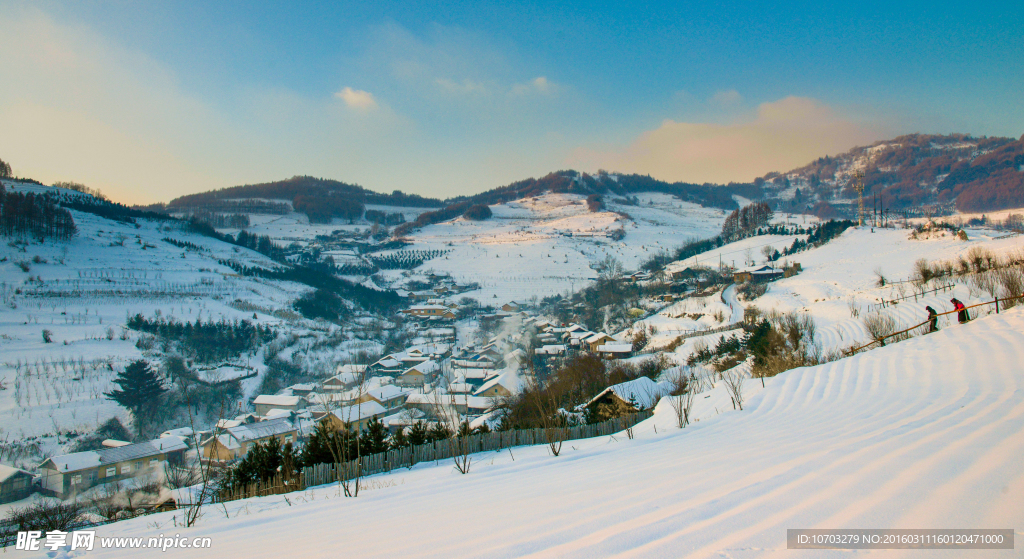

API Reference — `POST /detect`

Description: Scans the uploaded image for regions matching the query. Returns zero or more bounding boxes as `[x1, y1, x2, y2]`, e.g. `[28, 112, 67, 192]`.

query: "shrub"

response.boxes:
[3, 501, 88, 535]
[462, 204, 492, 220]
[862, 313, 897, 341]
[737, 281, 768, 301]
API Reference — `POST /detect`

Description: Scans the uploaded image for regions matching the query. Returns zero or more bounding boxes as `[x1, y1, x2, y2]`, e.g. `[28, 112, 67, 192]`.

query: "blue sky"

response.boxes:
[0, 1, 1020, 204]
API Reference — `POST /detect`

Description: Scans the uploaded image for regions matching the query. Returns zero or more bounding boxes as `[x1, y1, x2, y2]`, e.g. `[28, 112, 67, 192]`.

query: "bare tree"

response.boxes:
[178, 377, 226, 527]
[312, 370, 370, 497]
[524, 377, 569, 456]
[430, 388, 473, 474]
[722, 370, 746, 411]
[667, 369, 696, 428]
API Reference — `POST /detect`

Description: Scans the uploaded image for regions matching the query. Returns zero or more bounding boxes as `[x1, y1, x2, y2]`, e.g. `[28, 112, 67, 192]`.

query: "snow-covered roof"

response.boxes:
[596, 343, 633, 353]
[582, 377, 668, 411]
[374, 357, 403, 369]
[330, 401, 388, 423]
[223, 418, 296, 444]
[160, 427, 194, 439]
[584, 332, 614, 343]
[408, 304, 448, 311]
[253, 395, 303, 407]
[0, 464, 31, 483]
[474, 365, 525, 396]
[403, 359, 439, 376]
[264, 408, 296, 420]
[536, 344, 566, 354]
[43, 436, 189, 473]
[382, 408, 426, 428]
[366, 384, 413, 401]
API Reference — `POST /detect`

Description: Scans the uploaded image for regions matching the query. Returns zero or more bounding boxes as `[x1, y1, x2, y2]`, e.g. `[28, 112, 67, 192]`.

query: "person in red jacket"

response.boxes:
[951, 298, 969, 324]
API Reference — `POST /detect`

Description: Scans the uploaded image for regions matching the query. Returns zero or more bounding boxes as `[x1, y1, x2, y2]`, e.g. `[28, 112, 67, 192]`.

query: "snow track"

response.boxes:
[86, 308, 1024, 558]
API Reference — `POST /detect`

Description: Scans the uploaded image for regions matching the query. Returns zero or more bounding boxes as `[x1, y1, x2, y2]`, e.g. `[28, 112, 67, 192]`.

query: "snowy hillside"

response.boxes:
[76, 305, 1024, 558]
[0, 183, 325, 457]
[383, 193, 727, 301]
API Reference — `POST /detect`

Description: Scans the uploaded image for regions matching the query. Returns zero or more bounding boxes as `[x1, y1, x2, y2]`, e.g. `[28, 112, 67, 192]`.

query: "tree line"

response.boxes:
[126, 314, 275, 363]
[0, 185, 77, 240]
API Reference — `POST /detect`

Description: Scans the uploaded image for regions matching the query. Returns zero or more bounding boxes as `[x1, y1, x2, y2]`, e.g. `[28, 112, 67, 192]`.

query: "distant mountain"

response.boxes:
[166, 175, 445, 223]
[759, 133, 1024, 216]
[158, 133, 1023, 228]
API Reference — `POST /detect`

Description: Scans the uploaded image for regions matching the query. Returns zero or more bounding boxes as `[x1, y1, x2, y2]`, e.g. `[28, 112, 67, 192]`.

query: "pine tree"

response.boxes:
[408, 421, 429, 446]
[428, 422, 452, 442]
[105, 360, 166, 434]
[389, 426, 408, 450]
[359, 417, 389, 455]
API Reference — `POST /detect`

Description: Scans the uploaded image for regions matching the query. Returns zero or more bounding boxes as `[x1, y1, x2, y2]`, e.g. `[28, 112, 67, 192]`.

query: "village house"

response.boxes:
[286, 383, 316, 398]
[322, 365, 368, 391]
[405, 393, 495, 417]
[319, 400, 388, 431]
[200, 418, 297, 463]
[253, 394, 306, 416]
[583, 332, 617, 353]
[401, 304, 456, 320]
[0, 465, 34, 504]
[397, 360, 439, 387]
[39, 436, 188, 499]
[350, 384, 413, 412]
[733, 265, 784, 284]
[579, 377, 669, 419]
[595, 342, 634, 359]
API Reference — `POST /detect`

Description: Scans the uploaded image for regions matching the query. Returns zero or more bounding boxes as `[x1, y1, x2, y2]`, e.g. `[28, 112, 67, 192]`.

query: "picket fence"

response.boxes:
[302, 411, 653, 488]
[216, 411, 653, 503]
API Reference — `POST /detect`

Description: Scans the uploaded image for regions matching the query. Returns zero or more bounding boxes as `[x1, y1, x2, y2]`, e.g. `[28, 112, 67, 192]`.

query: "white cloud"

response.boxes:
[567, 96, 890, 184]
[334, 87, 378, 109]
[0, 6, 411, 204]
[511, 76, 554, 96]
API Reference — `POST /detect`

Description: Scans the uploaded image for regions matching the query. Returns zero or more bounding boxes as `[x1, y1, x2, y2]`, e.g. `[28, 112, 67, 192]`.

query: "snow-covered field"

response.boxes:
[637, 225, 1024, 360]
[385, 193, 727, 302]
[75, 306, 1024, 558]
[0, 185, 315, 457]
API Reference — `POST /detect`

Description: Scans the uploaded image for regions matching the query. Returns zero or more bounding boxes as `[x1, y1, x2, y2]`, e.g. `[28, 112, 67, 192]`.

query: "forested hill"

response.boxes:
[166, 176, 445, 223]
[759, 133, 1024, 216]
[391, 171, 762, 236]
[160, 132, 1024, 227]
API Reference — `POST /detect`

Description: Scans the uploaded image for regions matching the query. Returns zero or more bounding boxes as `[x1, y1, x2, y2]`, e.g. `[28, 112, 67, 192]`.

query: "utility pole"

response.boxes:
[853, 170, 866, 227]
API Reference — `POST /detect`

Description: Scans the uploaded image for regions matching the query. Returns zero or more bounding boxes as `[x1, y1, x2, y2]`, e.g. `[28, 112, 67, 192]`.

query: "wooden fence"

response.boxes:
[217, 410, 653, 503]
[868, 281, 957, 312]
[640, 322, 743, 355]
[846, 294, 1024, 356]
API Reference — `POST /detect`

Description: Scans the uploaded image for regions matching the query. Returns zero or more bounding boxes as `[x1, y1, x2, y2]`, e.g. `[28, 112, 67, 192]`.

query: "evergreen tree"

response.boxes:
[407, 421, 429, 446]
[105, 360, 166, 434]
[428, 422, 452, 442]
[359, 417, 389, 455]
[389, 426, 408, 450]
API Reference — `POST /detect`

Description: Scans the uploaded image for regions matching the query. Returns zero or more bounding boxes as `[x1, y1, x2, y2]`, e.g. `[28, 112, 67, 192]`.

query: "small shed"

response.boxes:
[0, 465, 33, 504]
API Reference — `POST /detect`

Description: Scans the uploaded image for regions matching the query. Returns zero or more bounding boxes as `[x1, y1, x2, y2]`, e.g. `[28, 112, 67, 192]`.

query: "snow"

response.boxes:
[69, 306, 1024, 558]
[582, 376, 669, 410]
[385, 192, 727, 302]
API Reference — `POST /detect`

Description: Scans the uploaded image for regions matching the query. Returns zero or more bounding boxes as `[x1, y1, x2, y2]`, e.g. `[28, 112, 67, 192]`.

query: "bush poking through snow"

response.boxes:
[862, 313, 897, 341]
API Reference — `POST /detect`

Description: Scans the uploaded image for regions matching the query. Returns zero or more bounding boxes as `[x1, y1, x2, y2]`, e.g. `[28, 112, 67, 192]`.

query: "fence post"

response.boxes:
[995, 297, 999, 313]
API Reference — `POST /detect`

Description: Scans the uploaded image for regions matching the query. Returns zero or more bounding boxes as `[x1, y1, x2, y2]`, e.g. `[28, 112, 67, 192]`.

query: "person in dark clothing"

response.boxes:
[951, 298, 969, 324]
[925, 306, 938, 333]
